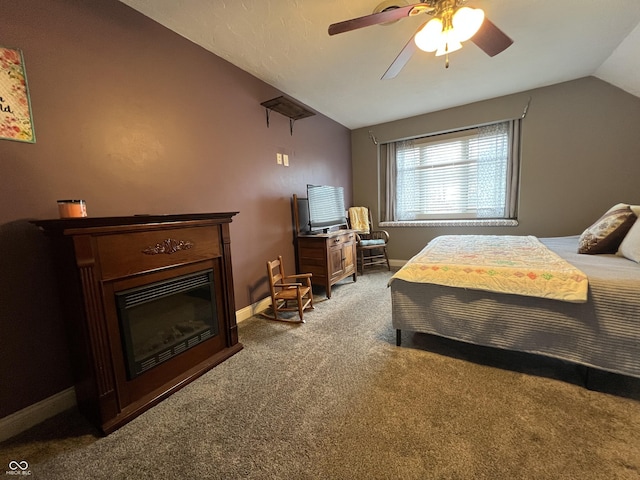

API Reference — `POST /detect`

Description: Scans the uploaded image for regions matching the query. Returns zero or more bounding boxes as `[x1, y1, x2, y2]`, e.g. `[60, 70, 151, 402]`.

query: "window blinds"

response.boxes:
[393, 120, 518, 221]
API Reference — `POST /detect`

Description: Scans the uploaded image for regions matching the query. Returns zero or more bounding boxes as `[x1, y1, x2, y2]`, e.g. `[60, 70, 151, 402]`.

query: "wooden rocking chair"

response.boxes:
[265, 255, 314, 323]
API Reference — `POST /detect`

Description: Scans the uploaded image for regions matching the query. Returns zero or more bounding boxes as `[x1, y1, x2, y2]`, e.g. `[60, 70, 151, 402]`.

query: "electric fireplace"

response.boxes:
[33, 213, 242, 434]
[116, 269, 219, 379]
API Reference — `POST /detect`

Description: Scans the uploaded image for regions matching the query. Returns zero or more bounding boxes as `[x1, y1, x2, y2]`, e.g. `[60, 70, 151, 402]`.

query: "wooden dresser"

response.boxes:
[296, 230, 357, 298]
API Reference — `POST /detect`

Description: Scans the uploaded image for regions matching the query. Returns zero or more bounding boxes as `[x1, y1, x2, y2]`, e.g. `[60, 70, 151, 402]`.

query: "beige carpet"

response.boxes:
[2, 269, 640, 479]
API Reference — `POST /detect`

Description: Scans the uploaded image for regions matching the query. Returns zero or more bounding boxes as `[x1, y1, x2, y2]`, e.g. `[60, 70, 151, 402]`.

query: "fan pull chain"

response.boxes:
[445, 53, 450, 69]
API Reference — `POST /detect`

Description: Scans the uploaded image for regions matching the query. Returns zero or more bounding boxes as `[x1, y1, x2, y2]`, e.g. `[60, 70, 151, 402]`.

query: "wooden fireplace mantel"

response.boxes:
[33, 212, 243, 434]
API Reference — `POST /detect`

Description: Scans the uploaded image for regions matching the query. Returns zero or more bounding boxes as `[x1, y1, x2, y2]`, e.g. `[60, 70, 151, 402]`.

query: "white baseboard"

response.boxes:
[236, 296, 271, 322]
[0, 387, 77, 443]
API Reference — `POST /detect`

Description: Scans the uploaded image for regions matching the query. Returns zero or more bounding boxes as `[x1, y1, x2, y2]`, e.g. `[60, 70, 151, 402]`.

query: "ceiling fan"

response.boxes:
[328, 0, 513, 79]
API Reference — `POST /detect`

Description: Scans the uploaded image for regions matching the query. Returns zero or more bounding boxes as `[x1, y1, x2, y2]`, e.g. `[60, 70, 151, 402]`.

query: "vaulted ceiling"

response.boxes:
[119, 0, 640, 129]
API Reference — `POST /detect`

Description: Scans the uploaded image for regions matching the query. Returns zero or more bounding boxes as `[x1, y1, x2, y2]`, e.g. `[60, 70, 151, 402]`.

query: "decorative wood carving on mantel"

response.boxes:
[142, 238, 194, 255]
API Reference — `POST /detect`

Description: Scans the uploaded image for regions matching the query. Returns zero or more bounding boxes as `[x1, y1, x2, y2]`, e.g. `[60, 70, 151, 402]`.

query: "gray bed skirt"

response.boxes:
[390, 236, 640, 379]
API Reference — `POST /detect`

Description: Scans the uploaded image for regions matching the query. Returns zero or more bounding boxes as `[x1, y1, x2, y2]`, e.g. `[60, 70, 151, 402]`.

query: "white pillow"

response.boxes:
[618, 219, 640, 263]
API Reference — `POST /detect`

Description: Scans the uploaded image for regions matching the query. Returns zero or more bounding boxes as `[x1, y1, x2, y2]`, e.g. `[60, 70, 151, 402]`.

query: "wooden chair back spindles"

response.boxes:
[347, 207, 391, 275]
[265, 255, 314, 323]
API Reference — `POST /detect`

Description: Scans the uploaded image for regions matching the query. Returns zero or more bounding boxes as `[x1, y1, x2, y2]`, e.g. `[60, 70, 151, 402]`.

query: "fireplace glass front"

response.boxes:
[116, 269, 219, 379]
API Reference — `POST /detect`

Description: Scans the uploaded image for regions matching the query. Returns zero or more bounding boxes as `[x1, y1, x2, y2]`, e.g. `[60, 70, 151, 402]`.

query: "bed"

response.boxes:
[390, 235, 640, 379]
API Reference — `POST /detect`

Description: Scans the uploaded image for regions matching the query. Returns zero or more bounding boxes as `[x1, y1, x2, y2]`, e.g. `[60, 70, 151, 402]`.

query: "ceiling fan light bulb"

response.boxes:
[452, 7, 485, 42]
[414, 17, 443, 52]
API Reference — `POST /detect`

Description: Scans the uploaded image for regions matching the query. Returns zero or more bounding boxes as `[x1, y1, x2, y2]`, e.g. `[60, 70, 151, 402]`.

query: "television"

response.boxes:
[306, 184, 348, 233]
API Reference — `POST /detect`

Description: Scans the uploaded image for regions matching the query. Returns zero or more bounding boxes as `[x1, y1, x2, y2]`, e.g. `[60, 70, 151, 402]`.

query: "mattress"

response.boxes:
[390, 236, 640, 378]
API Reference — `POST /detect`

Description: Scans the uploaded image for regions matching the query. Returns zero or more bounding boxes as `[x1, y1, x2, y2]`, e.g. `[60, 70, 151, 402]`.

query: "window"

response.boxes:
[381, 119, 521, 225]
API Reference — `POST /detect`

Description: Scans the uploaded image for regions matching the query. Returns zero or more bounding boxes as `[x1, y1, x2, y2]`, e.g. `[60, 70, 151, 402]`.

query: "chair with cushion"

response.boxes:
[265, 255, 314, 323]
[348, 207, 390, 275]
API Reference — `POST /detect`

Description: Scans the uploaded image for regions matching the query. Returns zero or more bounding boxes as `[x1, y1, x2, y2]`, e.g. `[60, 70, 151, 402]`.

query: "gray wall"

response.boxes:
[0, 0, 351, 418]
[352, 77, 640, 261]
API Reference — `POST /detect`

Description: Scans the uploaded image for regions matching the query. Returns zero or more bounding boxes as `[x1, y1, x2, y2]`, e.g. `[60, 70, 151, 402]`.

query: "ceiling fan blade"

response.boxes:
[381, 22, 427, 80]
[471, 17, 513, 57]
[328, 3, 432, 36]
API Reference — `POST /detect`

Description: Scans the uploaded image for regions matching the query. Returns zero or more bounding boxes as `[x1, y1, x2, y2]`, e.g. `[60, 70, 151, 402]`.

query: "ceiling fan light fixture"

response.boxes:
[415, 5, 484, 56]
[414, 17, 443, 52]
[451, 6, 485, 42]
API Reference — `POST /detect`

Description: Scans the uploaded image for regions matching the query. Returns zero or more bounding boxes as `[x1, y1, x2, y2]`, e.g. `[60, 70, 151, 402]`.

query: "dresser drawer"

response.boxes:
[330, 232, 355, 246]
[96, 225, 221, 280]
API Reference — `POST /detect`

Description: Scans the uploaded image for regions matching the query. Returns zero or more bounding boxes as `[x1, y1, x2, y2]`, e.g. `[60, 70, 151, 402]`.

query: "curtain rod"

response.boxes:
[521, 96, 531, 119]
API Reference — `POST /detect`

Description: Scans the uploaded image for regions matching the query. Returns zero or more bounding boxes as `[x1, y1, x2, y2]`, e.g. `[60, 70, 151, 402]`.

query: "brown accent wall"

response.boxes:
[352, 77, 640, 261]
[0, 0, 351, 417]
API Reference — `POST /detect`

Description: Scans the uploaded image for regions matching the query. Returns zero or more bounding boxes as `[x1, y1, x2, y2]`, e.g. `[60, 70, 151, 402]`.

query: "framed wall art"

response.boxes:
[0, 47, 35, 143]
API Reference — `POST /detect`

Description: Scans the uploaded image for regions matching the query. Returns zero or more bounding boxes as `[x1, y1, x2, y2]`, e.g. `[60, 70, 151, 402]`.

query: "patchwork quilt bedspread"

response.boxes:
[390, 235, 588, 303]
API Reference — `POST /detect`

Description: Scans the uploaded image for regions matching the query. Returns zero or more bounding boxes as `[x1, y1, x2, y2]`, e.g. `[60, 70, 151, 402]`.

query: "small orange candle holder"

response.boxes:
[57, 200, 87, 218]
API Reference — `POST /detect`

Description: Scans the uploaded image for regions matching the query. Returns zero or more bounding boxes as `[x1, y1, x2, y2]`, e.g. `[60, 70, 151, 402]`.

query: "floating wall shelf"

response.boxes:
[261, 96, 315, 135]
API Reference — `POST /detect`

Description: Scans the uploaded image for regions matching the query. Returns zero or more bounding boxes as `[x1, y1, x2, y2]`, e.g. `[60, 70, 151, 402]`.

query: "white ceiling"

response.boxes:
[119, 0, 640, 130]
